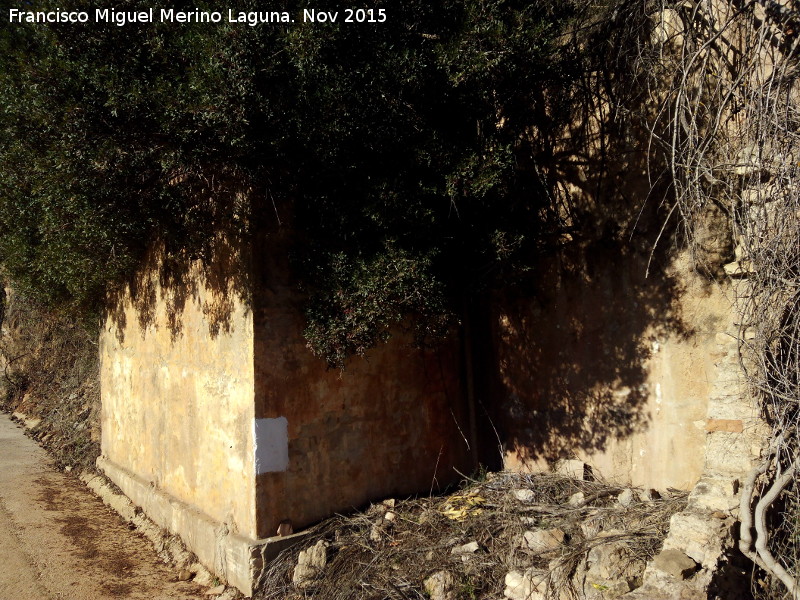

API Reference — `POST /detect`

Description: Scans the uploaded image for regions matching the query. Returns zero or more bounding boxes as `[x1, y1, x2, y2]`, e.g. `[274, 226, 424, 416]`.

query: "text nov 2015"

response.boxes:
[8, 8, 388, 26]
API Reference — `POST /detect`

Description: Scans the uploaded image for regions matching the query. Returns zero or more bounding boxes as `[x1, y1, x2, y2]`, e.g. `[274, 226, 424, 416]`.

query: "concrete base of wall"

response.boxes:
[97, 456, 305, 596]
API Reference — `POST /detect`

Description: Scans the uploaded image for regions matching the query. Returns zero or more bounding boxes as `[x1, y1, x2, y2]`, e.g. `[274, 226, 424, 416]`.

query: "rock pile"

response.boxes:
[255, 472, 690, 600]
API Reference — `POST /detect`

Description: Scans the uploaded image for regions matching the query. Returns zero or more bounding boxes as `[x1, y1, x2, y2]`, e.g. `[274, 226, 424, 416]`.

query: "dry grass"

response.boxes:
[255, 472, 687, 600]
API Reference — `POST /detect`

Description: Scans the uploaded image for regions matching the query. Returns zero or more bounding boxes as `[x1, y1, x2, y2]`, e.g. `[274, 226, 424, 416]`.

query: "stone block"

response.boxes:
[663, 512, 728, 569]
[709, 377, 744, 398]
[706, 397, 755, 420]
[582, 540, 645, 599]
[586, 541, 645, 582]
[705, 419, 743, 433]
[703, 432, 756, 476]
[687, 477, 739, 512]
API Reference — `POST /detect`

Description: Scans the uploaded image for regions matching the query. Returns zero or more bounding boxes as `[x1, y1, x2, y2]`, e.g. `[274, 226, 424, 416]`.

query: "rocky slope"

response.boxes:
[255, 470, 693, 600]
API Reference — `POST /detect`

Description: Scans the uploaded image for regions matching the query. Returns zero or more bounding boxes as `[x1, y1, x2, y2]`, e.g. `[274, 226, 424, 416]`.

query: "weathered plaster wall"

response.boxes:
[99, 233, 472, 547]
[497, 250, 735, 490]
[484, 36, 742, 489]
[251, 235, 471, 538]
[100, 251, 257, 539]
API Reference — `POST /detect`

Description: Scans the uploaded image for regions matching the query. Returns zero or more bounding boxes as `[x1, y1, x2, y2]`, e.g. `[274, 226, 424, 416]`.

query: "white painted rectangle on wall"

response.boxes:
[254, 417, 289, 474]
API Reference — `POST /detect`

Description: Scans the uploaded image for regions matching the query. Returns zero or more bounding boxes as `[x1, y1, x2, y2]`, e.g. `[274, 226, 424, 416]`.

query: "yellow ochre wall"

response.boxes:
[496, 250, 736, 490]
[99, 236, 473, 544]
[100, 254, 257, 539]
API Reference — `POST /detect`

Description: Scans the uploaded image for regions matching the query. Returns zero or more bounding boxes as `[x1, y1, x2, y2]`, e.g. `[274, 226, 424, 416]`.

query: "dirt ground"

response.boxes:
[0, 413, 208, 600]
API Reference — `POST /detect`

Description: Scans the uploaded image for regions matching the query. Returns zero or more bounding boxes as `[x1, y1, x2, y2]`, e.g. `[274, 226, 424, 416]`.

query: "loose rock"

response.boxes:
[424, 570, 455, 600]
[512, 488, 535, 503]
[504, 569, 546, 600]
[580, 515, 602, 539]
[370, 523, 384, 542]
[581, 540, 645, 598]
[293, 540, 330, 586]
[524, 528, 565, 554]
[637, 488, 659, 503]
[568, 491, 585, 507]
[617, 488, 635, 507]
[192, 567, 215, 587]
[652, 548, 698, 579]
[451, 541, 480, 555]
[276, 519, 293, 536]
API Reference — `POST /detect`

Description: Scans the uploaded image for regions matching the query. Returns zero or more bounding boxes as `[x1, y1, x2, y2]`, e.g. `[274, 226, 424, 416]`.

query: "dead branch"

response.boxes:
[753, 459, 800, 598]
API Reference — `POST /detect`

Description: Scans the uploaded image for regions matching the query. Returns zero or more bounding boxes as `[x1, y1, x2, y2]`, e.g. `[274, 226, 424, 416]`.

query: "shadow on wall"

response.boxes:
[492, 240, 693, 465]
[485, 6, 708, 466]
[249, 226, 472, 536]
[105, 187, 254, 344]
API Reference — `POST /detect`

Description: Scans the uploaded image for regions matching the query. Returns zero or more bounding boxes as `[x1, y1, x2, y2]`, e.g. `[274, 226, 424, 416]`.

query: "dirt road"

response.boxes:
[0, 413, 207, 600]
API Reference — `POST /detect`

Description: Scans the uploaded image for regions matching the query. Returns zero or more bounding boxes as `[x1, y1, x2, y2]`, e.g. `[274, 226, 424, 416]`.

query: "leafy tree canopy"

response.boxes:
[0, 0, 615, 364]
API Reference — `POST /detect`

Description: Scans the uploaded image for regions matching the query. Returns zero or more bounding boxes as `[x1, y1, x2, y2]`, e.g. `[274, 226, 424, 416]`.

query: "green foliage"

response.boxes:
[0, 0, 609, 363]
[0, 0, 265, 316]
[287, 0, 587, 364]
[303, 244, 451, 366]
